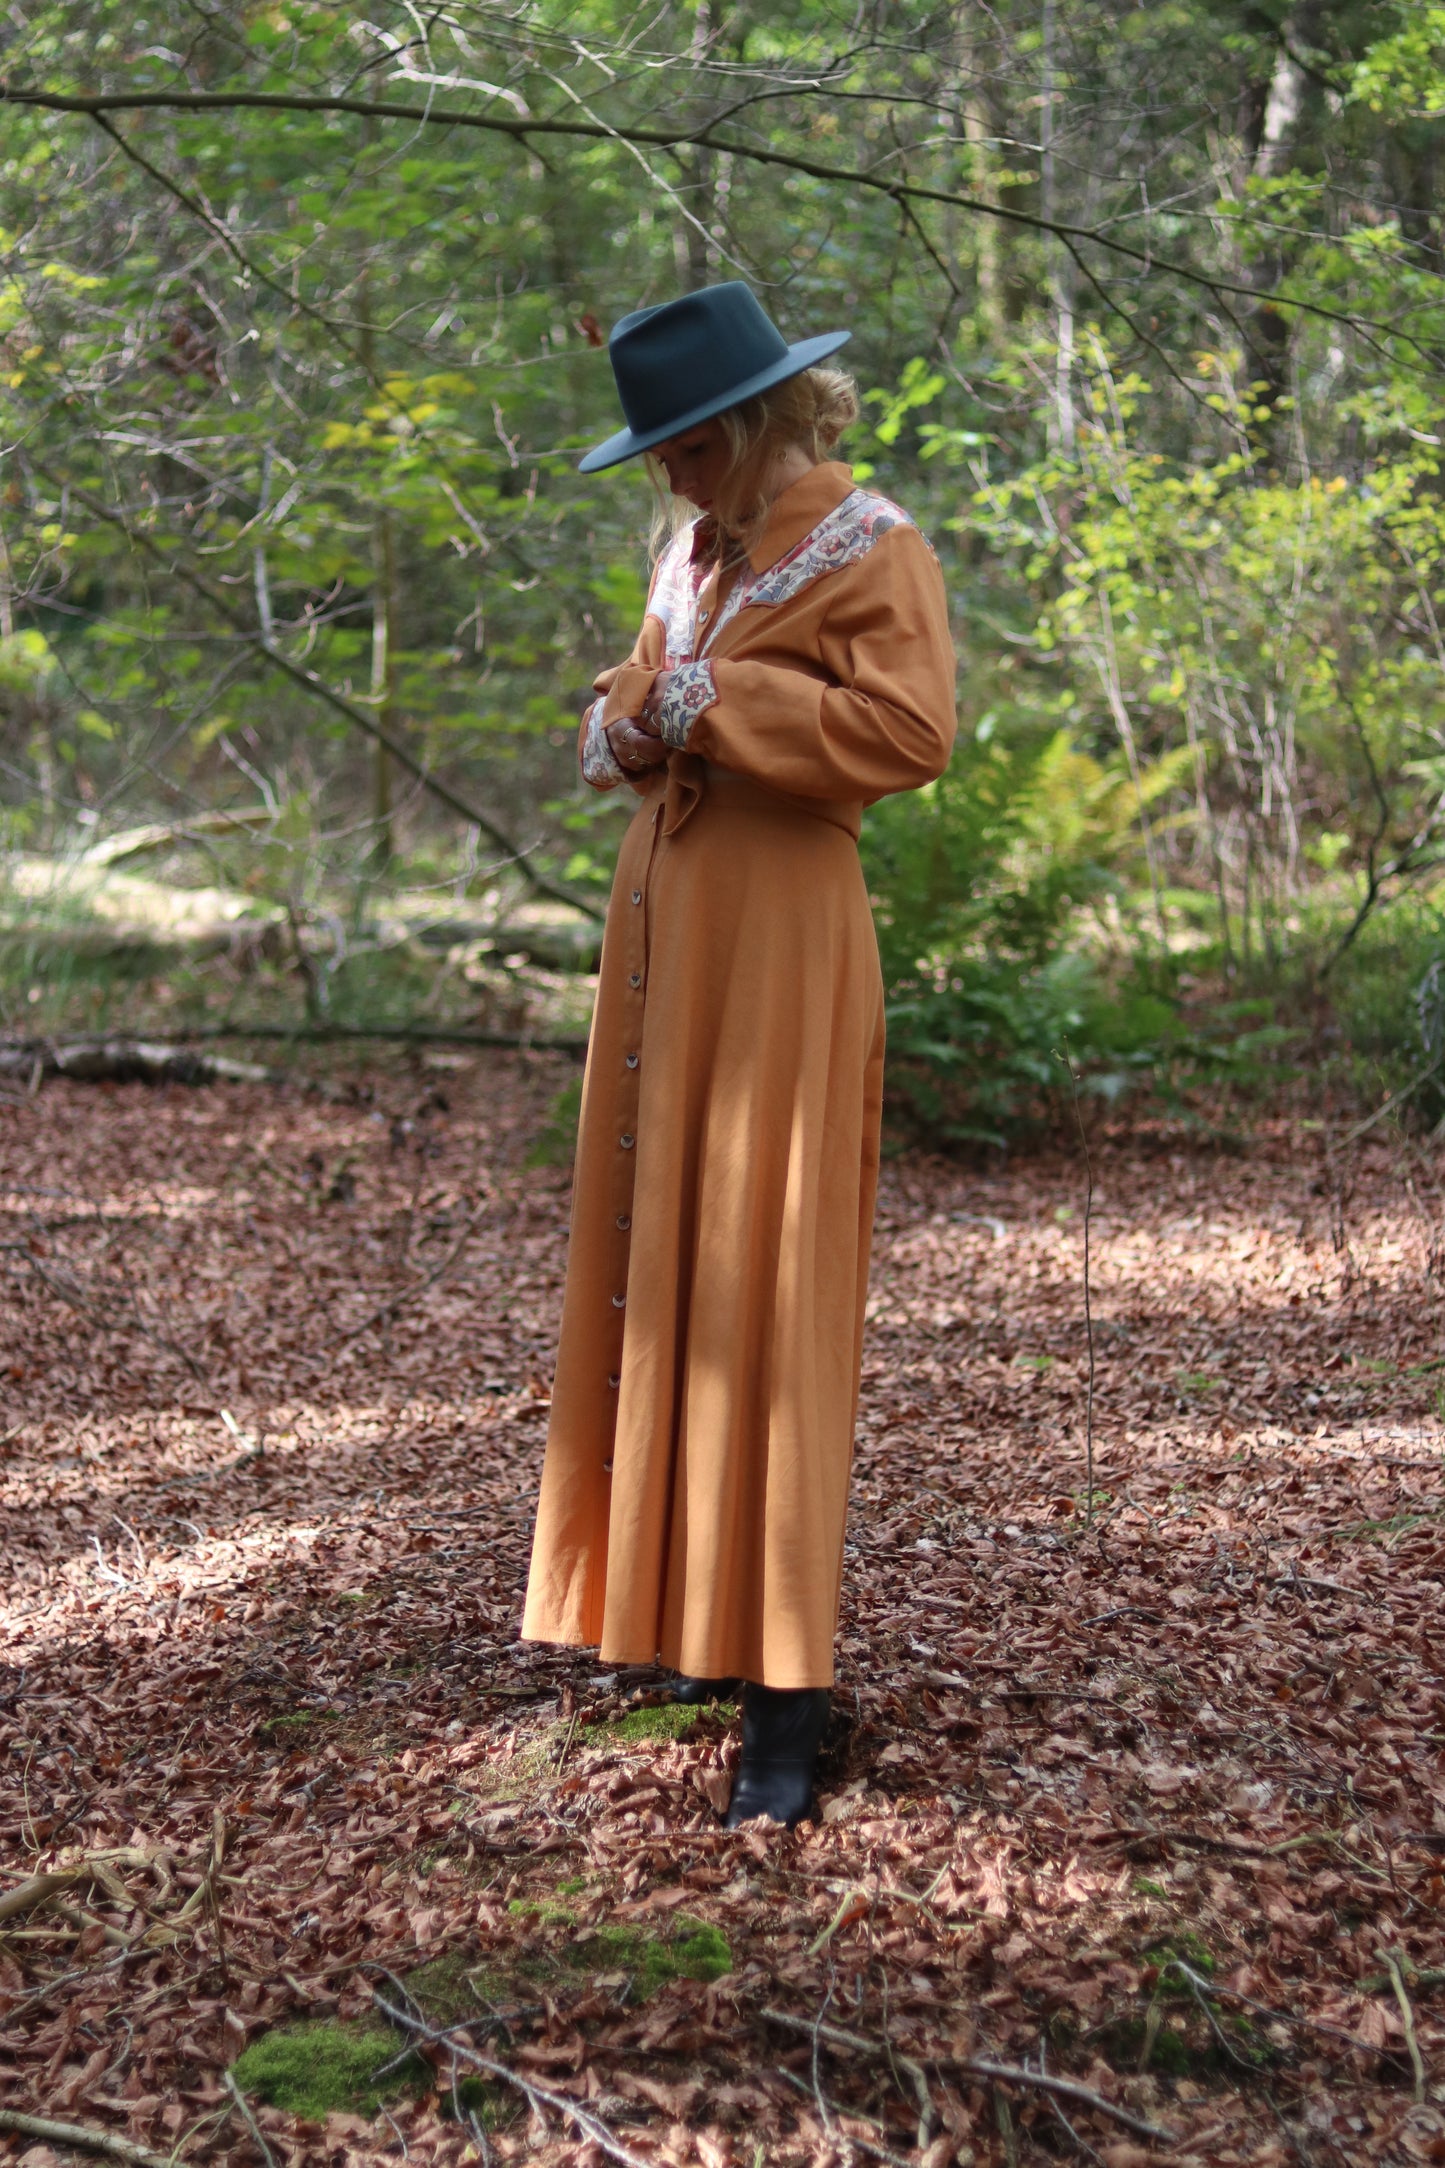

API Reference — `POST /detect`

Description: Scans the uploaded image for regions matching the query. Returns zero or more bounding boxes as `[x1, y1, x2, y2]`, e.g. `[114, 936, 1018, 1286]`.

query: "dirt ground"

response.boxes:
[2, 1053, 1443, 2168]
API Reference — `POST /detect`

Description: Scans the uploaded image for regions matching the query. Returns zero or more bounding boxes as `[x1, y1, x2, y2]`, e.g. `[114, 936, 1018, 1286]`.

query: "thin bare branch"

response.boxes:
[5, 86, 1437, 357]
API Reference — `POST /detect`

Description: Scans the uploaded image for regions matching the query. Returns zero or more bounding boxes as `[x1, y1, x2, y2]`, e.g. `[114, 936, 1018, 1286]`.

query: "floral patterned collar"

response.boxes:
[648, 478, 915, 673]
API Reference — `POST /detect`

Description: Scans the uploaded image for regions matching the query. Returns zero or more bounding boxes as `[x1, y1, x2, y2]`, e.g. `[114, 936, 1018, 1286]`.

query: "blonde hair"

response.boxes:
[646, 365, 859, 560]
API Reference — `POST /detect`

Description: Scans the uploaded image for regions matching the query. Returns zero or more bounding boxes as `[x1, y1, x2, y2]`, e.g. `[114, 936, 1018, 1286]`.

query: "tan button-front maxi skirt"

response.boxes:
[521, 764, 883, 1688]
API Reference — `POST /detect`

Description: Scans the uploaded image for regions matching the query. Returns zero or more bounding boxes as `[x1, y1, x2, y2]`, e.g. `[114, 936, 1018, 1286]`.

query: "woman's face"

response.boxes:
[654, 418, 731, 514]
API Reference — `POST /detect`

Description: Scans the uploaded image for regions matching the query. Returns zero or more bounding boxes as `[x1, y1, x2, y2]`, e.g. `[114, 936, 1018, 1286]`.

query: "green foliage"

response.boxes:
[508, 1895, 579, 1926]
[862, 726, 1187, 1140]
[231, 2022, 423, 2119]
[527, 1077, 584, 1167]
[586, 1701, 712, 1744]
[4, 1, 1445, 1132]
[1351, 7, 1445, 116]
[563, 1917, 732, 1996]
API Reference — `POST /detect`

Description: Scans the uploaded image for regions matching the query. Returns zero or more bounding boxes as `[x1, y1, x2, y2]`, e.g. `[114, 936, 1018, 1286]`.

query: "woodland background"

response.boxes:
[2, 0, 1444, 1139]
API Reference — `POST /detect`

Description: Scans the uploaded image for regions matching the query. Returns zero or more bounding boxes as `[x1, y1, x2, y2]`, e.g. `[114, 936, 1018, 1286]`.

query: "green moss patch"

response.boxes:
[474, 1734, 566, 1800]
[1146, 1930, 1217, 1977]
[256, 1707, 342, 1743]
[404, 1952, 502, 2025]
[231, 2021, 423, 2118]
[440, 2074, 506, 2126]
[396, 1909, 732, 2029]
[587, 1701, 720, 1746]
[507, 1896, 577, 1927]
[1097, 2004, 1272, 2079]
[564, 1915, 732, 1998]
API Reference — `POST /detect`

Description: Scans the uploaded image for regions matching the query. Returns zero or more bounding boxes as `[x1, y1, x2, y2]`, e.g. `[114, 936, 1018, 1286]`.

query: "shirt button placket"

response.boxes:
[609, 809, 657, 1456]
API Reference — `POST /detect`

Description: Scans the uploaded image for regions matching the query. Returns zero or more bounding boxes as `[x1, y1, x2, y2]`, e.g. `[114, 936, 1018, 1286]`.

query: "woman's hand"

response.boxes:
[606, 715, 669, 774]
[606, 669, 676, 774]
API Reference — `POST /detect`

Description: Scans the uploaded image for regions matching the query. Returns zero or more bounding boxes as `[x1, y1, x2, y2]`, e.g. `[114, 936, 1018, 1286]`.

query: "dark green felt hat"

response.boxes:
[578, 282, 850, 474]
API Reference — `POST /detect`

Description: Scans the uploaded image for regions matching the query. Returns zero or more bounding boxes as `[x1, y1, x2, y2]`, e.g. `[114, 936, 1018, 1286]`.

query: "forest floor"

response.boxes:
[2, 1052, 1444, 2168]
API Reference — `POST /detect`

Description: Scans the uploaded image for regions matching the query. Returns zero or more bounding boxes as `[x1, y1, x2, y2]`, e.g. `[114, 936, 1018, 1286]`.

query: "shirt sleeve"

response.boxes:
[575, 614, 667, 794]
[656, 524, 957, 801]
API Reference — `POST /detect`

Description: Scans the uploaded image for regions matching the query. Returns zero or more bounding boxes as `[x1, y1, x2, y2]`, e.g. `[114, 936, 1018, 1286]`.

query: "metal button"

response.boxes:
[625, 1053, 639, 1070]
[611, 1293, 626, 1309]
[629, 972, 642, 988]
[608, 1373, 620, 1388]
[631, 889, 642, 905]
[619, 1133, 635, 1150]
[616, 1214, 631, 1231]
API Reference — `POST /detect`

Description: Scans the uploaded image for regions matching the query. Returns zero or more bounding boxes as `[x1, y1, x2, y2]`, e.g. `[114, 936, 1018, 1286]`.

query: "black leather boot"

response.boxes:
[723, 1684, 830, 1829]
[669, 1674, 742, 1706]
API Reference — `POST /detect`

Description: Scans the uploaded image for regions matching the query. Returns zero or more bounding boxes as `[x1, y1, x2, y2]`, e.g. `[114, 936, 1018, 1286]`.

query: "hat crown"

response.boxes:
[608, 283, 791, 441]
[577, 281, 849, 471]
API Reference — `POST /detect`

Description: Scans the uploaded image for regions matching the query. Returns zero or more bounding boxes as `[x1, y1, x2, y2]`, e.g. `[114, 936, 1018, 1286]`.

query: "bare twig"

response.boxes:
[759, 2007, 1177, 2145]
[5, 87, 1431, 358]
[1036, 2035, 1106, 2166]
[0, 1947, 138, 2024]
[221, 2071, 278, 2168]
[993, 2083, 1020, 2168]
[770, 2065, 913, 2166]
[0, 1868, 84, 1923]
[326, 1211, 476, 1347]
[28, 468, 604, 925]
[1166, 1959, 1392, 2062]
[1165, 1962, 1257, 2072]
[0, 2110, 176, 2168]
[1336, 1057, 1445, 1148]
[1, 1240, 207, 1381]
[2, 1024, 590, 1063]
[964, 2057, 1174, 2146]
[371, 1992, 653, 2168]
[1383, 1949, 1427, 2103]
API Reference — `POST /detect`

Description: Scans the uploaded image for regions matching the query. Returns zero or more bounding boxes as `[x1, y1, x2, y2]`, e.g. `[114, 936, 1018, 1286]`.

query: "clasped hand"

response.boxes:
[606, 669, 674, 773]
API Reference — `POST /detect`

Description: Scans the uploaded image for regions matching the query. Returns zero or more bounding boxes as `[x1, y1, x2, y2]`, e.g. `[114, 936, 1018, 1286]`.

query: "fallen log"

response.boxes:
[0, 1039, 273, 1088]
[0, 1025, 589, 1088]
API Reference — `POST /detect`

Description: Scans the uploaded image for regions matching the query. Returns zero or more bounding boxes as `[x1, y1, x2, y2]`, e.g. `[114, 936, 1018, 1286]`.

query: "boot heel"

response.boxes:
[723, 1685, 830, 1829]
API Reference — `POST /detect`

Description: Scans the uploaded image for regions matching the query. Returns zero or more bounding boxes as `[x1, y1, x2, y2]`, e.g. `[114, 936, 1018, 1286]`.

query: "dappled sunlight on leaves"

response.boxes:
[1, 1065, 1443, 2163]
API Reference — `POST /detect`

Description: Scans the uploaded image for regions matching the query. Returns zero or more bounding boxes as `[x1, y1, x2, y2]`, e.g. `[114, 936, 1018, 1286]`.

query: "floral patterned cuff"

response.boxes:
[657, 660, 718, 750]
[580, 698, 625, 788]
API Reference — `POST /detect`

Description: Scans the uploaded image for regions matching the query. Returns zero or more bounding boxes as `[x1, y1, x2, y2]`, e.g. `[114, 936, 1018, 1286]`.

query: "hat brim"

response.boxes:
[577, 329, 852, 474]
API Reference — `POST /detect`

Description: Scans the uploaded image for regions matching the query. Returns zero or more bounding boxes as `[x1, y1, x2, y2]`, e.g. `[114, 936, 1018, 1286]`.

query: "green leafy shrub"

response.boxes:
[527, 1076, 584, 1166]
[863, 727, 1187, 1142]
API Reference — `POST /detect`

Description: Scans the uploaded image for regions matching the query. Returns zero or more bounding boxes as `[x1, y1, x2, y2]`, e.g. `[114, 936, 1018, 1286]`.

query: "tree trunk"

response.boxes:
[369, 507, 397, 872]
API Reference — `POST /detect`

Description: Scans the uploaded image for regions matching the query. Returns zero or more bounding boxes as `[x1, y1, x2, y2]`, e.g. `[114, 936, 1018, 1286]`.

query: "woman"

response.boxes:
[522, 283, 956, 1827]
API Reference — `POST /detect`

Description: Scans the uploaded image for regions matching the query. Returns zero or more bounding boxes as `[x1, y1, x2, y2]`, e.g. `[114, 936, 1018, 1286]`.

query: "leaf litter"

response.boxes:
[2, 1052, 1444, 2166]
